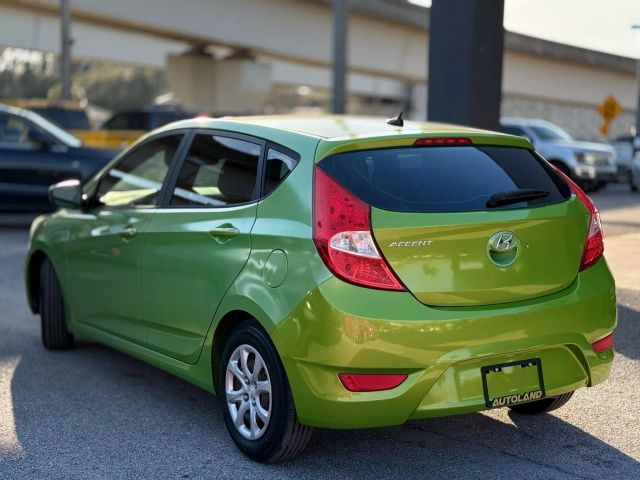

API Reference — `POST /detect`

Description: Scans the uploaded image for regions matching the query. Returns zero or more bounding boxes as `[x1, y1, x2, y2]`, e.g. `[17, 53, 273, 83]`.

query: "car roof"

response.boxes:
[161, 115, 502, 141]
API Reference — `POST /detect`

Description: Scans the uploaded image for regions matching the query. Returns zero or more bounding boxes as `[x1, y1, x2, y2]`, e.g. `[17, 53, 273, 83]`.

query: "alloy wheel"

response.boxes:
[225, 344, 272, 440]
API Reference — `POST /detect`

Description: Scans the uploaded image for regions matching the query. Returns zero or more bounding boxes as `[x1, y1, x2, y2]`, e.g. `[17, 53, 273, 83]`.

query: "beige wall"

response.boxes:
[503, 51, 637, 109]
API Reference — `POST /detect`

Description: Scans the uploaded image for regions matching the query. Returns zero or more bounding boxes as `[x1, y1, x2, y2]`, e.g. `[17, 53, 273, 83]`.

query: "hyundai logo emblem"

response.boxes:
[488, 231, 518, 252]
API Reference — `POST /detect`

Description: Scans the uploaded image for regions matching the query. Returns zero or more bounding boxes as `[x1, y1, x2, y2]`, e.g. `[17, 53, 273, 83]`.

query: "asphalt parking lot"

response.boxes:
[0, 186, 639, 480]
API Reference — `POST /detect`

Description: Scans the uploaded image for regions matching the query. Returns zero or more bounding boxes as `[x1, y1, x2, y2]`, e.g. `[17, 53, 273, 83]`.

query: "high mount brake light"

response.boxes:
[549, 164, 604, 271]
[312, 167, 405, 291]
[413, 137, 472, 146]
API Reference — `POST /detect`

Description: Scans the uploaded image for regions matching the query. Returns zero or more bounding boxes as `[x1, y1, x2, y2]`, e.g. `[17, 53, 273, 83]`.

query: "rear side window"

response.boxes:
[264, 148, 299, 196]
[170, 134, 260, 207]
[318, 146, 570, 213]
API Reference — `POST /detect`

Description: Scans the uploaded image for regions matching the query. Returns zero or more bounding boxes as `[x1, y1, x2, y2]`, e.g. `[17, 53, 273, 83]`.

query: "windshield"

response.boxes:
[24, 110, 82, 147]
[529, 124, 573, 141]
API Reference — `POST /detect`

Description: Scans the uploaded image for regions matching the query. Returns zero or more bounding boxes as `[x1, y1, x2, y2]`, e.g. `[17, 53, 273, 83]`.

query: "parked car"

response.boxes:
[79, 106, 195, 149]
[632, 149, 640, 192]
[1, 98, 92, 131]
[25, 116, 615, 462]
[610, 134, 640, 191]
[0, 104, 117, 211]
[501, 118, 617, 191]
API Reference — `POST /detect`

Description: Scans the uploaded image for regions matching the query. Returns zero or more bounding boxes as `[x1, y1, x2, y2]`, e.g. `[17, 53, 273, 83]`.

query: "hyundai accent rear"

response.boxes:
[273, 131, 615, 431]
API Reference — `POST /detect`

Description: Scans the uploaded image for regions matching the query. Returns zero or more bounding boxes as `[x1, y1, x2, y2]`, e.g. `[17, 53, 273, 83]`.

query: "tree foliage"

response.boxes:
[0, 49, 167, 111]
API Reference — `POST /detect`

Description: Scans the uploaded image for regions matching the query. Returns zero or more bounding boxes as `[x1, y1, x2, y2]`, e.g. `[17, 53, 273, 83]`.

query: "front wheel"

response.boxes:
[219, 321, 312, 463]
[40, 258, 74, 350]
[509, 391, 574, 415]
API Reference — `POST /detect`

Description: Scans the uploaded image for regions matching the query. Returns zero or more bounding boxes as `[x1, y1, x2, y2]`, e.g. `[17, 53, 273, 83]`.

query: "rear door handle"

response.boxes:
[118, 227, 137, 239]
[208, 225, 240, 240]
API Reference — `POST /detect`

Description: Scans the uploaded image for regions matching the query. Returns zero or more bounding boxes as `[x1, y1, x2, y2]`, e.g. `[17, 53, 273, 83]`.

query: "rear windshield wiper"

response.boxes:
[486, 189, 550, 208]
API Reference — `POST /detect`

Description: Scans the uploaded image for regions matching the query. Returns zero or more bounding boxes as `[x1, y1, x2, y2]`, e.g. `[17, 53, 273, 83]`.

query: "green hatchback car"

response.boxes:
[24, 116, 616, 462]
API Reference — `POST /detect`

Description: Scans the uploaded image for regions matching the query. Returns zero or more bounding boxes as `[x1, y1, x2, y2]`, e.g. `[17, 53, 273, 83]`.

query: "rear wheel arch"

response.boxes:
[211, 311, 270, 395]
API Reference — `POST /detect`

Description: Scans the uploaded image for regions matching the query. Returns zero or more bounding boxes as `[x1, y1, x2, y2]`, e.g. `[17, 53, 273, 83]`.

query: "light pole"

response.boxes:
[633, 24, 640, 135]
[60, 0, 72, 100]
[331, 0, 348, 114]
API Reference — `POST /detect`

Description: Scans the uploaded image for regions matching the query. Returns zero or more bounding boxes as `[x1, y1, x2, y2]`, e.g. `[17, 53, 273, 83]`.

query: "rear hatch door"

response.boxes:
[318, 143, 588, 306]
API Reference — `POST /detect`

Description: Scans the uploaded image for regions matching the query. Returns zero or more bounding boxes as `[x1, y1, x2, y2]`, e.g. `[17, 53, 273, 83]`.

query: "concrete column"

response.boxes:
[427, 0, 505, 130]
[410, 83, 427, 121]
[166, 51, 272, 114]
[167, 51, 217, 112]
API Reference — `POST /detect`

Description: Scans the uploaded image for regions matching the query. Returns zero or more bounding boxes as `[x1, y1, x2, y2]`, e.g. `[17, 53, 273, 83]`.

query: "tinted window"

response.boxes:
[264, 148, 299, 196]
[97, 134, 182, 207]
[0, 113, 52, 148]
[0, 113, 33, 146]
[501, 125, 527, 137]
[319, 146, 571, 213]
[104, 112, 149, 130]
[170, 134, 260, 207]
[31, 107, 91, 130]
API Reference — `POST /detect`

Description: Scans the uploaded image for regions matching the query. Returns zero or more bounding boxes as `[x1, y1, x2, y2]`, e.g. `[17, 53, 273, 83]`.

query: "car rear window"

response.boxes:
[318, 145, 571, 213]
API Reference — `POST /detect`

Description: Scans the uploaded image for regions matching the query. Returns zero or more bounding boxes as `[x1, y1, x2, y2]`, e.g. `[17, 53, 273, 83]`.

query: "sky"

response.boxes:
[408, 0, 640, 59]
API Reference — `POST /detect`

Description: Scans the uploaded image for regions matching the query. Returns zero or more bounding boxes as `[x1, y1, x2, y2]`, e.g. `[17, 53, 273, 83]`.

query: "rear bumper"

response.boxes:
[271, 259, 616, 429]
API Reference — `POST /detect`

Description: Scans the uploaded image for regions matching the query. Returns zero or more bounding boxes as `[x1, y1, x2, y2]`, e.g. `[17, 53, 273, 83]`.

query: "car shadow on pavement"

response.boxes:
[4, 333, 639, 479]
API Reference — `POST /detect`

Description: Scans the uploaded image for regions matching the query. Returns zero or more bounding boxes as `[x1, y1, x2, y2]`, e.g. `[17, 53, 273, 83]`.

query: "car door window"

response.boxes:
[264, 148, 299, 196]
[96, 134, 182, 207]
[0, 113, 39, 149]
[170, 134, 261, 207]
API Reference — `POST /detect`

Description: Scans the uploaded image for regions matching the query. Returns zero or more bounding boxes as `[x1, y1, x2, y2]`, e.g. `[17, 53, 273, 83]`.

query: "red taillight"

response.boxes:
[413, 137, 472, 146]
[592, 333, 614, 353]
[550, 164, 604, 271]
[312, 167, 405, 291]
[338, 373, 408, 392]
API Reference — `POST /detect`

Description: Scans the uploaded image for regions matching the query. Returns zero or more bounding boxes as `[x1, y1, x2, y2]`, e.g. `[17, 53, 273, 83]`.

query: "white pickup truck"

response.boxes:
[610, 134, 640, 192]
[501, 118, 618, 192]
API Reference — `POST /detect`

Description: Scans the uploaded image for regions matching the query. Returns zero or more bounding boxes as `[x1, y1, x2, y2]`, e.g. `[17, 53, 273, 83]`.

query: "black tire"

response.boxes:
[509, 391, 574, 415]
[40, 258, 74, 350]
[630, 171, 638, 192]
[218, 321, 312, 463]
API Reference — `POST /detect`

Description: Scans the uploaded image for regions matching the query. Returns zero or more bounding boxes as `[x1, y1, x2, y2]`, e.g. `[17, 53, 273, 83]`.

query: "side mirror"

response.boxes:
[49, 179, 83, 209]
